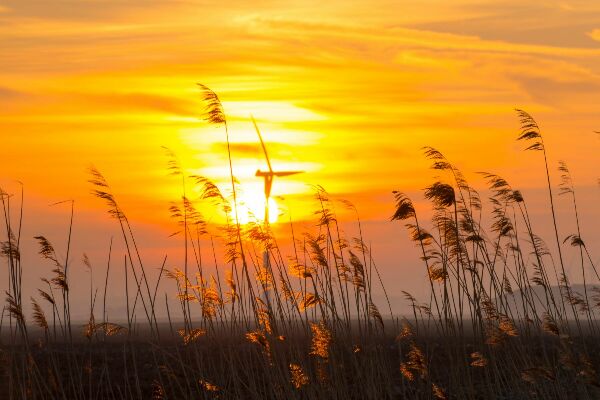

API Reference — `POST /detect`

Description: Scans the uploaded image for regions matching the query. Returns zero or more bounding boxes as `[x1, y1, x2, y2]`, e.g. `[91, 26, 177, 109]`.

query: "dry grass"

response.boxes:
[1, 92, 599, 399]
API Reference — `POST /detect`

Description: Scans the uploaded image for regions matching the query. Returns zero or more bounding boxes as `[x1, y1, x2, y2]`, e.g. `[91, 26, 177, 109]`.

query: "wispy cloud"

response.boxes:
[589, 29, 600, 41]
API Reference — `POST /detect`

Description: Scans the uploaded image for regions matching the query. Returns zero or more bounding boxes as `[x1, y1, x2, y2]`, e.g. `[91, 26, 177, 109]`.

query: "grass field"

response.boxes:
[1, 94, 599, 399]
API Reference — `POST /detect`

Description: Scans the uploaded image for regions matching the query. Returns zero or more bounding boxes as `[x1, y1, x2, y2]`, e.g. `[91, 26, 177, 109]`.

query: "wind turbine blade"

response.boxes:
[272, 171, 304, 177]
[251, 115, 273, 173]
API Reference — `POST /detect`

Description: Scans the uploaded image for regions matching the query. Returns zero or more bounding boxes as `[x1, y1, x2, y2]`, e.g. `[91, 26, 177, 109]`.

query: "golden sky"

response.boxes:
[1, 0, 599, 316]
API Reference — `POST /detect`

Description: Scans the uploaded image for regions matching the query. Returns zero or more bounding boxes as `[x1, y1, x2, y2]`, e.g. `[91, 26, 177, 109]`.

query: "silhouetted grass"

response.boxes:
[1, 90, 599, 399]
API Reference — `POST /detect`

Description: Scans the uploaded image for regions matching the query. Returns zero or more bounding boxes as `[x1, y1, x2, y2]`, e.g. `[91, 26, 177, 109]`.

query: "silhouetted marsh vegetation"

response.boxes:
[1, 88, 599, 399]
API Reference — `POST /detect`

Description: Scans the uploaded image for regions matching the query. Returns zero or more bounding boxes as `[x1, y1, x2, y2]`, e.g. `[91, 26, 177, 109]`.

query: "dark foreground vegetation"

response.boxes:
[1, 88, 599, 399]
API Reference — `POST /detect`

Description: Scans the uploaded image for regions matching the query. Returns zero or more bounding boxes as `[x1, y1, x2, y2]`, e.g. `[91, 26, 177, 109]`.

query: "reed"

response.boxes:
[0, 94, 598, 399]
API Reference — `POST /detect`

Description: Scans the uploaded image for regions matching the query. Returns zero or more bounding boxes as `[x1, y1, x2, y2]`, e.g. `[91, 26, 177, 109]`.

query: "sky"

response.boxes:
[1, 0, 599, 319]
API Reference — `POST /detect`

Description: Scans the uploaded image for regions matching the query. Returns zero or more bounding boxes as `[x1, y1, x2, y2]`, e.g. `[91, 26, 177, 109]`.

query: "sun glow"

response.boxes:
[233, 186, 280, 225]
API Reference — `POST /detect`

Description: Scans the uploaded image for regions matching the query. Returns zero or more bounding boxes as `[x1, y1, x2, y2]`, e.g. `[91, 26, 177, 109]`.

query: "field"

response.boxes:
[1, 99, 599, 399]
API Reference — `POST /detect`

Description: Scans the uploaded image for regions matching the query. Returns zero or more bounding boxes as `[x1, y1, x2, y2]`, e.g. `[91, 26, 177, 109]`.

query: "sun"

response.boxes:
[233, 186, 280, 225]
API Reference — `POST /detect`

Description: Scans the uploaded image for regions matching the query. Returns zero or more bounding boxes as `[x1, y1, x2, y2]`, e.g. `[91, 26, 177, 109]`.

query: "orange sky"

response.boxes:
[1, 0, 599, 317]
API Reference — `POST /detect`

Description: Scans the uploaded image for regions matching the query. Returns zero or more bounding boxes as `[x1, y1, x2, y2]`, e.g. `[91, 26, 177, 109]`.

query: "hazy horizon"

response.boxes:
[1, 0, 599, 321]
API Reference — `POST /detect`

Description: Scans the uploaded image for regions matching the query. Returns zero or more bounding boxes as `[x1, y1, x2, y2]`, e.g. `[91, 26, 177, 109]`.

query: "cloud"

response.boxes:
[77, 92, 198, 116]
[410, 1, 600, 48]
[211, 142, 261, 156]
[0, 0, 177, 21]
[588, 29, 600, 41]
[512, 75, 600, 106]
[0, 87, 26, 102]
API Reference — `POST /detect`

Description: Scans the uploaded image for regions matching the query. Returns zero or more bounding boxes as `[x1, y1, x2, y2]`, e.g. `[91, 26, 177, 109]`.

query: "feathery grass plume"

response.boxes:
[223, 224, 242, 263]
[335, 260, 351, 282]
[531, 263, 547, 288]
[427, 266, 447, 282]
[512, 189, 524, 202]
[289, 363, 309, 389]
[201, 276, 221, 320]
[479, 172, 518, 203]
[315, 208, 336, 228]
[405, 223, 433, 245]
[591, 288, 600, 309]
[485, 327, 505, 346]
[37, 289, 54, 305]
[558, 160, 590, 276]
[400, 364, 415, 381]
[255, 264, 274, 290]
[34, 236, 59, 266]
[34, 236, 64, 296]
[368, 301, 384, 329]
[432, 383, 447, 400]
[563, 234, 585, 247]
[352, 237, 370, 255]
[224, 269, 237, 303]
[246, 222, 274, 249]
[256, 298, 273, 335]
[31, 298, 48, 331]
[299, 293, 320, 311]
[162, 146, 182, 176]
[397, 319, 414, 341]
[306, 234, 328, 268]
[151, 380, 165, 400]
[169, 198, 207, 237]
[515, 110, 569, 319]
[84, 314, 96, 340]
[94, 322, 127, 336]
[177, 328, 206, 345]
[197, 83, 226, 126]
[199, 379, 220, 392]
[390, 191, 415, 221]
[481, 295, 499, 321]
[164, 267, 183, 282]
[498, 315, 518, 337]
[88, 167, 125, 220]
[530, 234, 551, 257]
[191, 175, 231, 214]
[6, 292, 24, 323]
[417, 303, 433, 318]
[400, 342, 428, 381]
[470, 352, 488, 367]
[1, 229, 20, 261]
[521, 367, 555, 384]
[422, 146, 449, 167]
[424, 182, 455, 208]
[515, 109, 544, 151]
[349, 251, 365, 290]
[245, 330, 272, 362]
[176, 292, 197, 302]
[50, 268, 68, 292]
[83, 253, 91, 271]
[279, 278, 295, 303]
[503, 276, 513, 294]
[491, 210, 514, 237]
[558, 161, 574, 196]
[560, 279, 588, 312]
[289, 261, 314, 279]
[310, 321, 332, 359]
[543, 313, 560, 336]
[424, 145, 484, 211]
[191, 175, 224, 202]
